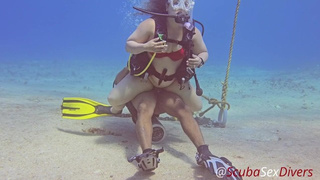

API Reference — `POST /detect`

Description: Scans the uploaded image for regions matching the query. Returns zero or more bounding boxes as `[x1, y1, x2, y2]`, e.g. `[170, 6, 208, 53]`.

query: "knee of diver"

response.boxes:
[107, 95, 119, 106]
[137, 102, 154, 115]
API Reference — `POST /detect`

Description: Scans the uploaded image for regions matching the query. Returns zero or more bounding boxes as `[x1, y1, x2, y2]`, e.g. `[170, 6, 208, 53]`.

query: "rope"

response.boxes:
[221, 0, 241, 109]
[197, 0, 241, 117]
[198, 95, 230, 117]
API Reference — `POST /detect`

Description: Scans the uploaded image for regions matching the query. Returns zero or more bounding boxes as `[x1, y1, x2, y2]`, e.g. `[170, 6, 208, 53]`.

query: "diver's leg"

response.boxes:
[113, 67, 129, 86]
[107, 74, 153, 113]
[157, 91, 242, 179]
[131, 91, 157, 151]
[127, 91, 164, 172]
[164, 80, 202, 112]
[156, 91, 205, 148]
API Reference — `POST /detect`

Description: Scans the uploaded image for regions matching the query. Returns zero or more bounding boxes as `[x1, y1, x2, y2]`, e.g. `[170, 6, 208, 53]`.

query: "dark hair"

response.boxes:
[143, 0, 168, 14]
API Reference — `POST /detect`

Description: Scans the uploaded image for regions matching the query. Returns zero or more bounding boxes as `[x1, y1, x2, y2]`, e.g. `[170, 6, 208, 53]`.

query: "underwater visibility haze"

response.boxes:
[0, 0, 320, 179]
[0, 0, 319, 69]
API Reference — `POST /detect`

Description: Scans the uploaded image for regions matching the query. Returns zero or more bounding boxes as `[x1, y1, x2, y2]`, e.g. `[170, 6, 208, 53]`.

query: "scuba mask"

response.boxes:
[168, 0, 195, 12]
[167, 0, 195, 30]
[133, 0, 196, 30]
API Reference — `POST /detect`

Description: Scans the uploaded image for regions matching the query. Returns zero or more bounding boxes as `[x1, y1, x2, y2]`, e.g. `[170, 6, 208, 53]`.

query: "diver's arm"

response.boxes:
[192, 28, 209, 65]
[126, 19, 167, 54]
[126, 42, 147, 55]
[126, 26, 150, 54]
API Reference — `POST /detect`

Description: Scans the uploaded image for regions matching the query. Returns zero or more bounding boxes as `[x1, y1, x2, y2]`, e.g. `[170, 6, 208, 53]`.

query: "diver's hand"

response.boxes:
[144, 37, 168, 53]
[187, 54, 202, 68]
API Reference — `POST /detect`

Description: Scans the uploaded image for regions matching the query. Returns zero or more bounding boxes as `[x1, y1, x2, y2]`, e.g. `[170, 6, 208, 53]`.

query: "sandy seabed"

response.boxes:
[0, 60, 319, 180]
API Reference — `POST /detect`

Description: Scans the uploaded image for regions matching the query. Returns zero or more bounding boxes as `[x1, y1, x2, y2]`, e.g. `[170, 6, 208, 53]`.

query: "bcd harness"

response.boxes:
[127, 16, 197, 90]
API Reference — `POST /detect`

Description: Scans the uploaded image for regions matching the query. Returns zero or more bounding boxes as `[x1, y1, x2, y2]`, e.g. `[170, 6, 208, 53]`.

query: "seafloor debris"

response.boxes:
[195, 116, 212, 125]
[82, 128, 122, 136]
[195, 116, 226, 128]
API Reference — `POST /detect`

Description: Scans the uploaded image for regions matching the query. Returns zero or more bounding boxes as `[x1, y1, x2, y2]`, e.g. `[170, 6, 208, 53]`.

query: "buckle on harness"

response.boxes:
[143, 72, 149, 80]
[158, 68, 168, 85]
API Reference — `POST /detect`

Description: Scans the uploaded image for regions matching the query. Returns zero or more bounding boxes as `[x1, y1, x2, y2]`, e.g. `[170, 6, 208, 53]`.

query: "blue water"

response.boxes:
[1, 0, 319, 70]
[1, 2, 319, 178]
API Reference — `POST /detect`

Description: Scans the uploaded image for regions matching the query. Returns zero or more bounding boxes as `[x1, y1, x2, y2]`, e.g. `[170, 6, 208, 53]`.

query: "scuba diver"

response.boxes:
[61, 0, 242, 179]
[62, 90, 242, 179]
[127, 89, 242, 180]
[105, 0, 208, 115]
[113, 0, 241, 179]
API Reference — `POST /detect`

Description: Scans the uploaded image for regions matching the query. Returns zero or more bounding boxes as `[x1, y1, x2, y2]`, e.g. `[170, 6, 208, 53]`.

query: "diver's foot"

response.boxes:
[195, 145, 242, 180]
[128, 148, 164, 171]
[95, 105, 122, 115]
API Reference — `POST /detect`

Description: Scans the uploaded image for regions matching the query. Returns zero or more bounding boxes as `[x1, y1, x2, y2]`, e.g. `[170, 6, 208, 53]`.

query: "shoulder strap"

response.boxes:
[181, 21, 196, 48]
[152, 16, 167, 39]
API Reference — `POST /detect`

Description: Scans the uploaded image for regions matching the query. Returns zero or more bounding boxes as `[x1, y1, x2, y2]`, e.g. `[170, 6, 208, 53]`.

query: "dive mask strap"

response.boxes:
[133, 6, 191, 25]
